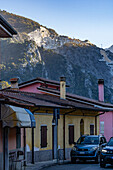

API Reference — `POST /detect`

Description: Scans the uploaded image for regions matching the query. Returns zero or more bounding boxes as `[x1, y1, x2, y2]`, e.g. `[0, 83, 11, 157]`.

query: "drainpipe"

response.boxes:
[63, 114, 66, 160]
[60, 77, 66, 161]
[31, 108, 39, 164]
[53, 108, 59, 161]
[23, 128, 26, 166]
[3, 127, 9, 170]
[98, 79, 104, 135]
[32, 127, 34, 164]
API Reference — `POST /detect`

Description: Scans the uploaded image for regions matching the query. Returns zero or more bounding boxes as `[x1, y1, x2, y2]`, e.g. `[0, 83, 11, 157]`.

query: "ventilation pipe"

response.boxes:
[9, 78, 19, 90]
[98, 79, 104, 102]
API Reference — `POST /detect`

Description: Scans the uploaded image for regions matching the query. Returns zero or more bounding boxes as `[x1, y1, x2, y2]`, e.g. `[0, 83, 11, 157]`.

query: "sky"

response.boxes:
[1, 0, 113, 48]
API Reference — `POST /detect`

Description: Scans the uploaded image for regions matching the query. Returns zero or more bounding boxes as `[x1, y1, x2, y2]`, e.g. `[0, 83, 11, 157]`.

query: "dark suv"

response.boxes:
[70, 135, 107, 163]
[100, 137, 113, 168]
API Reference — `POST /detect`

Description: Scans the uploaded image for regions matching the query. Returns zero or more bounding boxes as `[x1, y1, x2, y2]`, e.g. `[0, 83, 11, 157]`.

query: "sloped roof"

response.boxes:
[0, 15, 17, 38]
[19, 77, 69, 88]
[37, 86, 113, 110]
[0, 89, 113, 113]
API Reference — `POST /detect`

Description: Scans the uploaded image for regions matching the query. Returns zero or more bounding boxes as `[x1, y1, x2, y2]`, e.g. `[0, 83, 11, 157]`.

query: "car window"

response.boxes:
[100, 137, 106, 144]
[82, 136, 99, 144]
[107, 138, 113, 146]
[77, 136, 86, 144]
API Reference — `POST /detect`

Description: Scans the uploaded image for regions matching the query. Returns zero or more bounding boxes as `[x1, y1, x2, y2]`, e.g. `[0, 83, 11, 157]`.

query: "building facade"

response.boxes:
[98, 79, 113, 141]
[18, 77, 105, 162]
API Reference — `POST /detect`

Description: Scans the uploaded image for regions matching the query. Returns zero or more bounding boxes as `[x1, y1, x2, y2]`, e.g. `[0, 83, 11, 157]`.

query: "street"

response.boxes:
[42, 161, 113, 170]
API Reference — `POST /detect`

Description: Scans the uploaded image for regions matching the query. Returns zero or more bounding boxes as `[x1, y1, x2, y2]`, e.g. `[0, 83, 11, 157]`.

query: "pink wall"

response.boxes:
[100, 112, 113, 141]
[20, 82, 59, 94]
[98, 80, 113, 141]
[0, 127, 17, 152]
[20, 83, 42, 93]
[0, 127, 24, 153]
[8, 128, 16, 150]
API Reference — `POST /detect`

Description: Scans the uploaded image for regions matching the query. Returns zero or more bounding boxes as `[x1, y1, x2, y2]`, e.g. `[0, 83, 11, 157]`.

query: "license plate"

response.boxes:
[79, 152, 85, 154]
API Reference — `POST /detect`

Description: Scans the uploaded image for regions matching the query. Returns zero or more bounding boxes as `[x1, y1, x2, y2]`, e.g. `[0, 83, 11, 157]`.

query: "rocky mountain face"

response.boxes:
[107, 45, 113, 53]
[1, 10, 113, 102]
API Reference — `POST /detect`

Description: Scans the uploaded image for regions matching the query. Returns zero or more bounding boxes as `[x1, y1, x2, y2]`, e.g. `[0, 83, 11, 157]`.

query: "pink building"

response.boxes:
[19, 77, 62, 93]
[98, 79, 113, 141]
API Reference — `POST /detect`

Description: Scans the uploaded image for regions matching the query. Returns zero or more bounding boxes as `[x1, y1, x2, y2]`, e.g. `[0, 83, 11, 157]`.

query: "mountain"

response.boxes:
[107, 45, 113, 53]
[1, 10, 113, 102]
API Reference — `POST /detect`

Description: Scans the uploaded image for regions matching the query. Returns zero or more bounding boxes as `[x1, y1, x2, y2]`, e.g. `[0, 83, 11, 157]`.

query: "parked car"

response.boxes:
[70, 134, 107, 163]
[100, 137, 113, 168]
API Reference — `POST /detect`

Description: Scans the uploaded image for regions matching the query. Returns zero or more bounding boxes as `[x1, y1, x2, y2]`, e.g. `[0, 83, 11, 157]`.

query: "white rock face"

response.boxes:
[100, 49, 113, 76]
[28, 26, 92, 50]
[28, 26, 56, 49]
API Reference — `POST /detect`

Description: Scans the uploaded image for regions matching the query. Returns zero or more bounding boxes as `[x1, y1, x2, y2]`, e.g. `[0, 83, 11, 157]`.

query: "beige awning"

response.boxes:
[1, 104, 31, 128]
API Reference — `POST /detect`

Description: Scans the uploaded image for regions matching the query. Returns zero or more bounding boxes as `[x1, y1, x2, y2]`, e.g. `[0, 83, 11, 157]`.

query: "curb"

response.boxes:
[25, 160, 71, 170]
[39, 160, 70, 170]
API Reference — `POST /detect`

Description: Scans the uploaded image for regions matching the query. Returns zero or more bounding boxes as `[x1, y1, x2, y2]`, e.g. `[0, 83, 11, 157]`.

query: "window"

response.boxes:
[90, 124, 94, 135]
[69, 125, 74, 144]
[100, 121, 104, 134]
[16, 127, 21, 148]
[41, 125, 47, 148]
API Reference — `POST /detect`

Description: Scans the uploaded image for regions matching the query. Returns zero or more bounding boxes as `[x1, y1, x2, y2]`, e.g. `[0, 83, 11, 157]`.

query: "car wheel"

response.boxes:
[71, 157, 76, 164]
[100, 161, 106, 168]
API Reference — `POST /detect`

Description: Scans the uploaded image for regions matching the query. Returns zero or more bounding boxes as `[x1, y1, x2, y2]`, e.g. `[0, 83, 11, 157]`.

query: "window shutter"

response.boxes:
[41, 126, 47, 148]
[69, 125, 74, 144]
[90, 125, 94, 135]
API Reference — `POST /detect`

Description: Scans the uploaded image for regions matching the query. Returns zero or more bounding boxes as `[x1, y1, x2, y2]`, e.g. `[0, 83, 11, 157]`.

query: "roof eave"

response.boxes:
[0, 15, 17, 36]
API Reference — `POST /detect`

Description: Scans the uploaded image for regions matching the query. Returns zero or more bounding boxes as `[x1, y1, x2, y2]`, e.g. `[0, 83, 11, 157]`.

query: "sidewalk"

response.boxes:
[24, 159, 70, 170]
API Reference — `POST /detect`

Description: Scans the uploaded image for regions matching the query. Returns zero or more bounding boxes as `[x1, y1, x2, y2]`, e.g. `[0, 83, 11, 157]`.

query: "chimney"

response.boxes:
[60, 77, 66, 99]
[9, 78, 19, 90]
[98, 79, 104, 102]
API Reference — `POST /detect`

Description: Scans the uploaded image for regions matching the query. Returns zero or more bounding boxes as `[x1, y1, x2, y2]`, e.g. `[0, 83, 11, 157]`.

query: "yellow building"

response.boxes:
[17, 77, 112, 163]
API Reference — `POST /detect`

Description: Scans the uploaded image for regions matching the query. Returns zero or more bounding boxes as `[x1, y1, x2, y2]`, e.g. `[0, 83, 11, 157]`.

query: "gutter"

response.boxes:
[94, 105, 113, 112]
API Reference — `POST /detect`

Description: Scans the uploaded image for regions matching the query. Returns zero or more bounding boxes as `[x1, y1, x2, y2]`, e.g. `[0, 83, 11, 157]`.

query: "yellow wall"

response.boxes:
[26, 114, 53, 150]
[26, 113, 99, 151]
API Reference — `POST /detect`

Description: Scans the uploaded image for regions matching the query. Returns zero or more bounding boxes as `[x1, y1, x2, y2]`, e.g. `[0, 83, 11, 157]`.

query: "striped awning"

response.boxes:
[1, 104, 35, 128]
